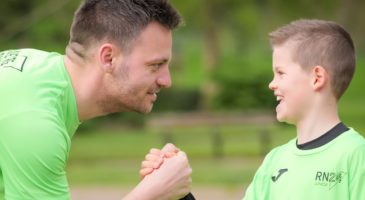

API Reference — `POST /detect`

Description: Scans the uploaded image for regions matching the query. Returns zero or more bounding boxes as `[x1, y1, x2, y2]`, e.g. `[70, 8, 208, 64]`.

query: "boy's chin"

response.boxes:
[276, 114, 292, 124]
[278, 117, 296, 126]
[275, 113, 284, 122]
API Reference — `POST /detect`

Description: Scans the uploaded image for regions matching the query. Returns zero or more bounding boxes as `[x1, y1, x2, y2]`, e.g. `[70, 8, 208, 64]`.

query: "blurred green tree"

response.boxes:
[1, 0, 364, 114]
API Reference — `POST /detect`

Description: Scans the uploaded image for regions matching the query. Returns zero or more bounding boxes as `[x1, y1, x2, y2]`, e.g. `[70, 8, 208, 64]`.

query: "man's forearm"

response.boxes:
[123, 179, 161, 200]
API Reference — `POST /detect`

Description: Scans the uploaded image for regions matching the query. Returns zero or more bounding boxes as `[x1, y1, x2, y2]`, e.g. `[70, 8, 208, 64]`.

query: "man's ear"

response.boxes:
[312, 65, 328, 91]
[98, 43, 117, 73]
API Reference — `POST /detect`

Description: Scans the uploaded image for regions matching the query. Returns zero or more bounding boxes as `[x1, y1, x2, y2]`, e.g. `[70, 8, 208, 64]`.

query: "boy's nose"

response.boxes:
[268, 79, 276, 90]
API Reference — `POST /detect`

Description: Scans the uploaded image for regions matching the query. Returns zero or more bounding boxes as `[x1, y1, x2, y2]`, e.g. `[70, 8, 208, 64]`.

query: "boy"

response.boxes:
[243, 19, 365, 199]
[140, 19, 365, 200]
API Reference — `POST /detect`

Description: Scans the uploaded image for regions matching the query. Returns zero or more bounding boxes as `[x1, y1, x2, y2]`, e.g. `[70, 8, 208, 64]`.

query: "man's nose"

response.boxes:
[157, 67, 172, 88]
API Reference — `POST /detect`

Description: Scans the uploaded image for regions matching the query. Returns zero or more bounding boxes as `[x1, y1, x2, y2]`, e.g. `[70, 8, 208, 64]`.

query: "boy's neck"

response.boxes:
[296, 104, 341, 145]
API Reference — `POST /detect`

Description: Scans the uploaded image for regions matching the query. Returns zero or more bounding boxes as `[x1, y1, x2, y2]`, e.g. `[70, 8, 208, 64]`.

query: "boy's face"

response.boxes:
[269, 42, 314, 124]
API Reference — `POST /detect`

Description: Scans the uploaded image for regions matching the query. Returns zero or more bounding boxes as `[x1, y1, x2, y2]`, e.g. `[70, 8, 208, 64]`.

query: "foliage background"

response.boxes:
[1, 0, 365, 197]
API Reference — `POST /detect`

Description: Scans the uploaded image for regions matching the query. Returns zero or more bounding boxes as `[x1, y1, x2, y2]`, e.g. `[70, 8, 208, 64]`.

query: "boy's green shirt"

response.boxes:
[243, 128, 365, 200]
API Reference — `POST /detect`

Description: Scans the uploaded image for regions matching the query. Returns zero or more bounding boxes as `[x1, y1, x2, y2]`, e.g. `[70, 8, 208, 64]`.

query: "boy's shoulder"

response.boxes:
[339, 128, 365, 155]
[338, 128, 365, 148]
[260, 128, 365, 165]
[260, 138, 296, 163]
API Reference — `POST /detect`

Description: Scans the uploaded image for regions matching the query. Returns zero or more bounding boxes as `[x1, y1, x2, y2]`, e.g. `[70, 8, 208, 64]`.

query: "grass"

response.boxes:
[67, 59, 365, 188]
[68, 112, 365, 188]
[67, 123, 294, 187]
[68, 122, 364, 188]
[67, 156, 262, 187]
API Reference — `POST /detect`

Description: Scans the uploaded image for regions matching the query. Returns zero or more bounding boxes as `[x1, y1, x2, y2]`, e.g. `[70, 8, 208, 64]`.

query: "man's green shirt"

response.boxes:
[0, 49, 79, 199]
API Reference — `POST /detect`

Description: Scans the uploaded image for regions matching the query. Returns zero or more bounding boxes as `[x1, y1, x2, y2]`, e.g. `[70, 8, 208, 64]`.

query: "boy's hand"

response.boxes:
[140, 148, 164, 178]
[161, 143, 180, 157]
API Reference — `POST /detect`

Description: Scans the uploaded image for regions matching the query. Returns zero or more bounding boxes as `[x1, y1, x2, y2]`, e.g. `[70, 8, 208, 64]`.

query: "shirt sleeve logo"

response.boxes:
[0, 50, 27, 72]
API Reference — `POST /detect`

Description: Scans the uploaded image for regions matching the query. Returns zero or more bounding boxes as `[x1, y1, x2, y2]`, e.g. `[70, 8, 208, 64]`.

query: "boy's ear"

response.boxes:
[312, 65, 328, 91]
[98, 43, 120, 73]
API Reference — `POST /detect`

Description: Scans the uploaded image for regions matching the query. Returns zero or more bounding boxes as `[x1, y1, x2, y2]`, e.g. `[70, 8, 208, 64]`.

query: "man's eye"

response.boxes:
[152, 63, 163, 69]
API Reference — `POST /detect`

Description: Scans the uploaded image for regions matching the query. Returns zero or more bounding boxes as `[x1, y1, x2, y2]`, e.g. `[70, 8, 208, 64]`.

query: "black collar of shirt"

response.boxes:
[296, 122, 349, 150]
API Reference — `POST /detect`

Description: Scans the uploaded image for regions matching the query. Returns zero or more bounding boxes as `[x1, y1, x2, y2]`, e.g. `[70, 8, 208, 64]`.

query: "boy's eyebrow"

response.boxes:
[273, 66, 283, 71]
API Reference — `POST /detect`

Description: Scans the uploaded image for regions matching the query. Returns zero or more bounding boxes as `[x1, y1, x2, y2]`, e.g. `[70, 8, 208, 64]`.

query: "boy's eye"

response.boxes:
[277, 70, 284, 75]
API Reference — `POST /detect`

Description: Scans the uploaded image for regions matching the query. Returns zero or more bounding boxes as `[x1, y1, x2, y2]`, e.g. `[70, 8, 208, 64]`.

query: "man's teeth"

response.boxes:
[276, 96, 282, 101]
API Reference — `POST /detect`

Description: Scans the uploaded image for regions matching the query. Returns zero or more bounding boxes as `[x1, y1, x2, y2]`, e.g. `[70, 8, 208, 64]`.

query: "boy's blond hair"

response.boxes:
[269, 19, 355, 99]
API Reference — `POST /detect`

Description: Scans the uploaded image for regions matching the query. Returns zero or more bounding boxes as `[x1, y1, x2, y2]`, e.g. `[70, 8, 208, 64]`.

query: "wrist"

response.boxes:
[123, 177, 163, 200]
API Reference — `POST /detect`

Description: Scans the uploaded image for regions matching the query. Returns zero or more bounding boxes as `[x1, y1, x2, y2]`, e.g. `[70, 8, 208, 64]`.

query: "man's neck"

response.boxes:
[64, 44, 103, 121]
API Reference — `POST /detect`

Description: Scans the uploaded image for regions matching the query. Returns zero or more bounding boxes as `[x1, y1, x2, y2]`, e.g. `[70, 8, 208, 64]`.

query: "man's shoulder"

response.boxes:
[1, 48, 61, 71]
[1, 48, 51, 57]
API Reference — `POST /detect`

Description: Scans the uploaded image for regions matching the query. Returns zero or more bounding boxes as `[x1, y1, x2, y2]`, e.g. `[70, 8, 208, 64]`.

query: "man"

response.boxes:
[0, 0, 192, 199]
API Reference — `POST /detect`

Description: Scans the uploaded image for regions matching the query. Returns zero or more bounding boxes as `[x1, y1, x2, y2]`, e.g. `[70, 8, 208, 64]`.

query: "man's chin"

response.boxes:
[143, 105, 153, 114]
[133, 104, 153, 114]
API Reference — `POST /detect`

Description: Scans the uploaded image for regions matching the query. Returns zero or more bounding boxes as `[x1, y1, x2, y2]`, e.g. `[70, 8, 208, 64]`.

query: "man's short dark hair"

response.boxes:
[70, 0, 182, 52]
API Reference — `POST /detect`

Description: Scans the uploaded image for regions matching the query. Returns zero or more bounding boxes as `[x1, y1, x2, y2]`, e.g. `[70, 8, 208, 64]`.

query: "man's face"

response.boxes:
[100, 22, 172, 114]
[268, 42, 313, 124]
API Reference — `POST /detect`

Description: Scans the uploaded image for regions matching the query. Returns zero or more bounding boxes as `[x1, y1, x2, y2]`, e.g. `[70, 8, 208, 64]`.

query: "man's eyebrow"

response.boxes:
[148, 58, 169, 64]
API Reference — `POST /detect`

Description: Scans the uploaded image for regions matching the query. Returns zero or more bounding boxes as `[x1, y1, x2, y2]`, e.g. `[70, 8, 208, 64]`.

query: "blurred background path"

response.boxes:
[71, 186, 245, 200]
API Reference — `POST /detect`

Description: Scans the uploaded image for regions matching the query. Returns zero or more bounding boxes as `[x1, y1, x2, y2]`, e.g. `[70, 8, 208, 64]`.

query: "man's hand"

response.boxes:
[140, 143, 180, 179]
[124, 143, 192, 200]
